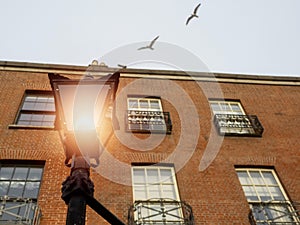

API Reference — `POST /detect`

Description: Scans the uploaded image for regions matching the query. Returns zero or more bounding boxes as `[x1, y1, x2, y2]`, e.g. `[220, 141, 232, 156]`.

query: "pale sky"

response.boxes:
[1, 0, 300, 76]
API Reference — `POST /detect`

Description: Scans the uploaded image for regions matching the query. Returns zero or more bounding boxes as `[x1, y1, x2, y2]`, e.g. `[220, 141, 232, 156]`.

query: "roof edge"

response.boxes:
[0, 60, 300, 84]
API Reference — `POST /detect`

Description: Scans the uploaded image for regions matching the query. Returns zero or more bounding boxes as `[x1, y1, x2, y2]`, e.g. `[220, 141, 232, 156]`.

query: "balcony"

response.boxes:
[0, 196, 42, 225]
[128, 198, 194, 225]
[214, 114, 264, 137]
[126, 110, 172, 134]
[248, 201, 300, 225]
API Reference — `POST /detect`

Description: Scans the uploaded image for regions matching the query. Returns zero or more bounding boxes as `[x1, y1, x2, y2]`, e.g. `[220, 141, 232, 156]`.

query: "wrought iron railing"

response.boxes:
[128, 198, 194, 225]
[126, 110, 172, 134]
[214, 114, 264, 137]
[0, 196, 41, 225]
[248, 201, 300, 225]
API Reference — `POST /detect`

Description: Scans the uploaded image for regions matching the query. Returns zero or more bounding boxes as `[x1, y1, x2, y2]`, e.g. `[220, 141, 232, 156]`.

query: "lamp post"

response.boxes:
[48, 72, 125, 225]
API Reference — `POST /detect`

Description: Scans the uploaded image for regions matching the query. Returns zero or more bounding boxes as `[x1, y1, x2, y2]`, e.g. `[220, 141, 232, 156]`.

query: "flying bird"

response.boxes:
[137, 35, 159, 50]
[186, 3, 201, 25]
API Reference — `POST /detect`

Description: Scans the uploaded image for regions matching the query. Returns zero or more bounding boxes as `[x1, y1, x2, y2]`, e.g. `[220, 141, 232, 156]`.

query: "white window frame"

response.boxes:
[209, 100, 245, 115]
[127, 97, 163, 112]
[131, 165, 183, 224]
[236, 168, 300, 224]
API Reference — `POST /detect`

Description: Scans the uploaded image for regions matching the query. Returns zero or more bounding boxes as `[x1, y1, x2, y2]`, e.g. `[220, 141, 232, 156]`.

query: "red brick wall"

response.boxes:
[0, 68, 299, 224]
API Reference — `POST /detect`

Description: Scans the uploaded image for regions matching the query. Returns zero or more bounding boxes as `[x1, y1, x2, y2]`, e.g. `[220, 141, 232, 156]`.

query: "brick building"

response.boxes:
[0, 60, 299, 224]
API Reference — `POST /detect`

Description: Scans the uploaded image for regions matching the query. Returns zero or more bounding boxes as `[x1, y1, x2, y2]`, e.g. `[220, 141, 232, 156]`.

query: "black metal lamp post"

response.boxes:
[48, 72, 125, 225]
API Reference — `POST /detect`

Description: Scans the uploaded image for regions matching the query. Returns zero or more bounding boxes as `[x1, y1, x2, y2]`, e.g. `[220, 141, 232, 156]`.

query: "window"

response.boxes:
[0, 162, 43, 223]
[210, 100, 263, 136]
[15, 91, 55, 127]
[132, 165, 180, 200]
[127, 97, 172, 133]
[210, 100, 245, 115]
[131, 165, 184, 224]
[128, 98, 162, 111]
[236, 168, 300, 224]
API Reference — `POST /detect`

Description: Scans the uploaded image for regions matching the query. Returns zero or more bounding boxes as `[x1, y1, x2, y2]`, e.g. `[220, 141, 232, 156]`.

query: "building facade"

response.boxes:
[0, 61, 299, 225]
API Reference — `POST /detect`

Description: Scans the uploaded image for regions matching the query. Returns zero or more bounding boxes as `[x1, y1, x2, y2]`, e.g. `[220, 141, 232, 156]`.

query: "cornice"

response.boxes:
[0, 60, 299, 86]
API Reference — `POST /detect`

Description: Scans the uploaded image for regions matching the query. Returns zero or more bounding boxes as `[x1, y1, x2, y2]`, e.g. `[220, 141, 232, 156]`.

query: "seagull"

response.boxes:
[186, 3, 201, 25]
[137, 35, 159, 50]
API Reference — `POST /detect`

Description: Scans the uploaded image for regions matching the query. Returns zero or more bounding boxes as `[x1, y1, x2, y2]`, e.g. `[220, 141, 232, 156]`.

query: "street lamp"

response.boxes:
[48, 72, 125, 225]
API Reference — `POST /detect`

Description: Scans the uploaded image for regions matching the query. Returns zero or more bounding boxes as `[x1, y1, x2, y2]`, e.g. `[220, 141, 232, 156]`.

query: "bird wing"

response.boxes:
[193, 3, 201, 14]
[149, 35, 159, 48]
[137, 46, 148, 50]
[186, 15, 193, 25]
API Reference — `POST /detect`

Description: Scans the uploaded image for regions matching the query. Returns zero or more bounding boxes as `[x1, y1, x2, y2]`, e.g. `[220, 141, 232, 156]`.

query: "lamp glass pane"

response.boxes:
[57, 83, 110, 131]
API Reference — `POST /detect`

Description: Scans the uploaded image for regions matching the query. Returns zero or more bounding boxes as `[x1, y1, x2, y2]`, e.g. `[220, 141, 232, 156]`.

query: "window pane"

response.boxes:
[0, 181, 9, 195]
[48, 97, 54, 103]
[269, 186, 284, 200]
[252, 204, 267, 221]
[28, 168, 43, 180]
[18, 121, 30, 125]
[13, 167, 28, 180]
[220, 103, 230, 111]
[162, 185, 177, 199]
[148, 184, 160, 198]
[22, 102, 35, 110]
[128, 99, 138, 109]
[0, 167, 14, 180]
[262, 172, 277, 185]
[149, 204, 162, 220]
[269, 204, 294, 222]
[150, 100, 160, 109]
[160, 169, 173, 183]
[134, 185, 147, 200]
[136, 205, 150, 220]
[264, 205, 281, 221]
[249, 171, 264, 185]
[25, 96, 37, 102]
[237, 171, 251, 185]
[31, 121, 42, 126]
[242, 186, 259, 201]
[210, 103, 221, 112]
[256, 186, 271, 201]
[42, 121, 54, 126]
[23, 182, 40, 198]
[231, 103, 242, 112]
[37, 96, 48, 102]
[8, 182, 25, 197]
[32, 114, 43, 121]
[35, 102, 47, 110]
[2, 202, 20, 220]
[43, 114, 55, 122]
[19, 113, 32, 121]
[19, 204, 27, 219]
[165, 205, 181, 221]
[139, 100, 149, 109]
[133, 169, 145, 184]
[147, 169, 159, 184]
[46, 102, 55, 111]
